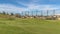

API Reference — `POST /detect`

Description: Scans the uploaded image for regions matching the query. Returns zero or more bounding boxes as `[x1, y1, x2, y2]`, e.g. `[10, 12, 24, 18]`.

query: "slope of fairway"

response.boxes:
[0, 18, 60, 34]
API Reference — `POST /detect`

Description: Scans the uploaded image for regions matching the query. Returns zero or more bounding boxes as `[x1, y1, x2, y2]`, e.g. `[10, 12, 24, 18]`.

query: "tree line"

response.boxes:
[0, 10, 56, 18]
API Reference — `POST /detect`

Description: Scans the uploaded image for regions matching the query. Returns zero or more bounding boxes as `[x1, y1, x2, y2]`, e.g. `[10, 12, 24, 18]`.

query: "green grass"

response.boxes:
[0, 18, 60, 34]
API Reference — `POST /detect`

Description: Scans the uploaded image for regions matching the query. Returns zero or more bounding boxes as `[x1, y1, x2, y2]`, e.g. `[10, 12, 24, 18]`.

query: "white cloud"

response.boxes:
[0, 4, 27, 13]
[0, 3, 60, 14]
[26, 4, 59, 11]
[17, 1, 60, 11]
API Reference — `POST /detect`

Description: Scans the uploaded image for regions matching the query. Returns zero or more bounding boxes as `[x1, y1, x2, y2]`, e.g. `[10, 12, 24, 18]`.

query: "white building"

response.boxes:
[54, 14, 60, 20]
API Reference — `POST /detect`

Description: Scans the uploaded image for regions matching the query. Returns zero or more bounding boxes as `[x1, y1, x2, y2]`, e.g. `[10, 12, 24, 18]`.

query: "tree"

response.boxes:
[53, 10, 55, 16]
[6, 12, 9, 15]
[15, 13, 21, 18]
[28, 11, 29, 16]
[47, 10, 49, 16]
[32, 11, 33, 16]
[11, 13, 14, 15]
[3, 11, 6, 15]
[41, 10, 43, 17]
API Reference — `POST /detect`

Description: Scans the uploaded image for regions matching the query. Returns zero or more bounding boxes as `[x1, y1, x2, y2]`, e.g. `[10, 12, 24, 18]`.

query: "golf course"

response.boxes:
[0, 17, 60, 34]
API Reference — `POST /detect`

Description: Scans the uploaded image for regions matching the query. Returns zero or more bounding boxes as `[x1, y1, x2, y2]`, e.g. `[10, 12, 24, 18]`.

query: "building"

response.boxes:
[54, 14, 60, 20]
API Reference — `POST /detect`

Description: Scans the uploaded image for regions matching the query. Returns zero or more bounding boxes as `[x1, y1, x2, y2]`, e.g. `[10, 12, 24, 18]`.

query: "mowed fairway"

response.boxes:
[0, 18, 60, 34]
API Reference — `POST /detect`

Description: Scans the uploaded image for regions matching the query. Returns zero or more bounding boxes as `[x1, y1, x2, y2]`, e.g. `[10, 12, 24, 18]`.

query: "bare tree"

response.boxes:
[36, 11, 37, 16]
[15, 13, 21, 18]
[11, 13, 14, 15]
[3, 11, 6, 15]
[53, 10, 55, 16]
[25, 11, 26, 16]
[28, 11, 29, 16]
[32, 11, 33, 16]
[21, 11, 24, 18]
[47, 10, 49, 16]
[6, 12, 9, 15]
[41, 10, 43, 17]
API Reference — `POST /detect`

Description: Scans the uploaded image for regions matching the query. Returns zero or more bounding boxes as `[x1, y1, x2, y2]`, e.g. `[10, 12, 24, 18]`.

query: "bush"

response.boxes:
[8, 17, 15, 20]
[15, 13, 21, 18]
[46, 17, 56, 20]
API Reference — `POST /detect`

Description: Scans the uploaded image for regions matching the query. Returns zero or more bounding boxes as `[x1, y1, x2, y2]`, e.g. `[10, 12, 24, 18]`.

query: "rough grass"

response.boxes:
[0, 18, 60, 34]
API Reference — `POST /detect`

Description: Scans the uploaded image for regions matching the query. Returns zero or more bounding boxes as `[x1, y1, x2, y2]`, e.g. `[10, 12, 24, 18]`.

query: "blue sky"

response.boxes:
[0, 0, 60, 14]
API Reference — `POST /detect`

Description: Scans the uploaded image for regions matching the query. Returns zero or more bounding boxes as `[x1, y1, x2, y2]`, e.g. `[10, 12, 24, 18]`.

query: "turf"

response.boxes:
[0, 18, 60, 34]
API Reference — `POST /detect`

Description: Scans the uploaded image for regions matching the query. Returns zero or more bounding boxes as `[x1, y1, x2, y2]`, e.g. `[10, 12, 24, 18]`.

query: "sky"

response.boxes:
[0, 0, 60, 14]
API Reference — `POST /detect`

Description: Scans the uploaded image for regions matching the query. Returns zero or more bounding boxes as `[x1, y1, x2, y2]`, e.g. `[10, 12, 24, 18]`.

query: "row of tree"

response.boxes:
[0, 10, 56, 18]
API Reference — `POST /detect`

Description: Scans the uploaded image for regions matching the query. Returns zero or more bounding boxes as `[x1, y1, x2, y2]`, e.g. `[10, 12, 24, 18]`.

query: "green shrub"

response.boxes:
[8, 17, 15, 20]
